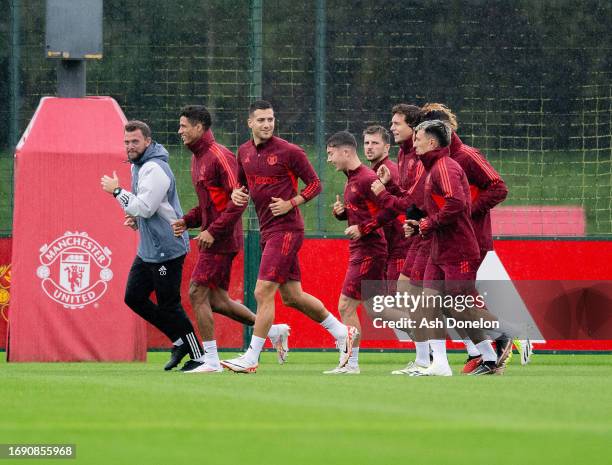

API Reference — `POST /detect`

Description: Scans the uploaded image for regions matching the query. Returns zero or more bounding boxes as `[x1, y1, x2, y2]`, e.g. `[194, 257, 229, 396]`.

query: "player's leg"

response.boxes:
[411, 262, 452, 377]
[278, 279, 355, 368]
[323, 295, 361, 374]
[152, 255, 204, 371]
[124, 255, 191, 370]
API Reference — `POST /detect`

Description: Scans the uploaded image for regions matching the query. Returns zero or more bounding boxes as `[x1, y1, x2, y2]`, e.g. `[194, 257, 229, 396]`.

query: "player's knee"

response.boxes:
[254, 283, 276, 304]
[188, 283, 209, 304]
[280, 290, 300, 308]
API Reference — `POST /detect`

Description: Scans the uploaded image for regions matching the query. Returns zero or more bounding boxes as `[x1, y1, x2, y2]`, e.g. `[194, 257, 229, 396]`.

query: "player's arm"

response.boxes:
[356, 177, 400, 237]
[419, 163, 465, 236]
[463, 154, 508, 217]
[103, 163, 170, 218]
[182, 205, 202, 229]
[290, 146, 322, 205]
[206, 155, 248, 241]
[270, 146, 321, 216]
[232, 153, 250, 207]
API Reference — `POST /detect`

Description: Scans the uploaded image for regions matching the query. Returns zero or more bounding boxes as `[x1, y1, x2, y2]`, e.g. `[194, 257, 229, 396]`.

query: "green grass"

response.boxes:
[1, 352, 611, 464]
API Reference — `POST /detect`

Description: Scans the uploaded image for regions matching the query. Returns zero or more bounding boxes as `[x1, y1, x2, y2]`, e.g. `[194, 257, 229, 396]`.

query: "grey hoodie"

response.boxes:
[115, 142, 190, 263]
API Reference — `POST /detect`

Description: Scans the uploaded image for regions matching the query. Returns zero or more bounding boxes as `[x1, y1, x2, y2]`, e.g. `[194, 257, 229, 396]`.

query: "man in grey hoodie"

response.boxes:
[101, 120, 203, 371]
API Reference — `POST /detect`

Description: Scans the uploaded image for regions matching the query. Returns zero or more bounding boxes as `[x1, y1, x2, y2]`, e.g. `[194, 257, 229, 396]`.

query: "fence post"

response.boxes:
[243, 0, 263, 350]
[9, 0, 21, 150]
[314, 0, 327, 234]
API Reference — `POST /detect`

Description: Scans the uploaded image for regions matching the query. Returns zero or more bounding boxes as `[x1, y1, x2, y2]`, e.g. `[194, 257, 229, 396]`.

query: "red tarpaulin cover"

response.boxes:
[8, 97, 146, 362]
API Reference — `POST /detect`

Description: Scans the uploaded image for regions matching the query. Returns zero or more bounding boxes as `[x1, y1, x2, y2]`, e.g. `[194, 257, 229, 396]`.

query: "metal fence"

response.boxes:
[1, 0, 611, 236]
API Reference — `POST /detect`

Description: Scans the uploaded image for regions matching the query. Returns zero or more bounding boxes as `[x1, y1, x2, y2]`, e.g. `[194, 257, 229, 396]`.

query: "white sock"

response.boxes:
[173, 338, 183, 346]
[244, 336, 266, 364]
[430, 339, 449, 366]
[320, 313, 347, 340]
[415, 341, 431, 367]
[267, 324, 280, 340]
[464, 339, 481, 357]
[476, 340, 497, 363]
[203, 340, 219, 366]
[348, 347, 359, 367]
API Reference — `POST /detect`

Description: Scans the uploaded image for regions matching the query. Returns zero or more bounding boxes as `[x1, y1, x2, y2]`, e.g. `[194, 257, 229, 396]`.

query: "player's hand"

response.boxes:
[269, 197, 292, 216]
[404, 219, 419, 237]
[332, 194, 345, 216]
[171, 219, 187, 237]
[376, 165, 391, 185]
[371, 180, 386, 196]
[196, 230, 215, 250]
[101, 171, 120, 193]
[231, 186, 250, 206]
[344, 225, 362, 240]
[418, 218, 432, 237]
[124, 214, 138, 230]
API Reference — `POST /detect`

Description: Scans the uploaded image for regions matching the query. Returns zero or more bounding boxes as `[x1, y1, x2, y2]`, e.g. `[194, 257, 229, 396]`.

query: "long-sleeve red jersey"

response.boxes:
[182, 130, 245, 254]
[335, 164, 390, 260]
[237, 136, 321, 235]
[371, 156, 410, 259]
[419, 146, 480, 265]
[449, 133, 508, 253]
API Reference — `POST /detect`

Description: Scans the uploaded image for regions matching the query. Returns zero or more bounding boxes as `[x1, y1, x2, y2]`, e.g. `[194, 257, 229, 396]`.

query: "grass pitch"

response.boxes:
[1, 352, 611, 465]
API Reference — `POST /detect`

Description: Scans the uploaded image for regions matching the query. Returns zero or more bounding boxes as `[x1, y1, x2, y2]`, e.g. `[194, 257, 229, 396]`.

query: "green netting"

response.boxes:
[1, 0, 611, 235]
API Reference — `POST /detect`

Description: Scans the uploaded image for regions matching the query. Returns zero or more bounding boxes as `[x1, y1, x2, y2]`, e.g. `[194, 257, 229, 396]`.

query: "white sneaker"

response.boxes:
[183, 362, 223, 373]
[411, 362, 452, 377]
[391, 361, 430, 375]
[323, 365, 360, 374]
[269, 324, 291, 364]
[220, 355, 258, 373]
[515, 339, 533, 365]
[336, 326, 359, 367]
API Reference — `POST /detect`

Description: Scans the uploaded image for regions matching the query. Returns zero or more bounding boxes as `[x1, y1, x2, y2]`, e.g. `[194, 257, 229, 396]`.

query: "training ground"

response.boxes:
[2, 351, 611, 464]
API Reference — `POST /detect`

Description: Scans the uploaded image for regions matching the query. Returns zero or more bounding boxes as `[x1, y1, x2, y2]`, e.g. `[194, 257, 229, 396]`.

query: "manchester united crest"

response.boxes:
[267, 154, 278, 165]
[36, 231, 113, 309]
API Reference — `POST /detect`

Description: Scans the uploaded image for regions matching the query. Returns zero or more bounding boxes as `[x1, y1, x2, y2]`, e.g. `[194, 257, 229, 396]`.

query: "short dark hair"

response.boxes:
[179, 105, 212, 130]
[124, 120, 151, 139]
[363, 125, 390, 144]
[415, 120, 451, 148]
[249, 100, 273, 115]
[391, 104, 423, 127]
[326, 131, 357, 149]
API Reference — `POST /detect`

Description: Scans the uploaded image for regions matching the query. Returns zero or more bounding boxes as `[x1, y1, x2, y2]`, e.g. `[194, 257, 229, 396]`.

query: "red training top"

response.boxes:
[449, 133, 508, 253]
[419, 146, 480, 265]
[182, 130, 245, 254]
[237, 136, 321, 235]
[334, 164, 393, 260]
[371, 156, 410, 259]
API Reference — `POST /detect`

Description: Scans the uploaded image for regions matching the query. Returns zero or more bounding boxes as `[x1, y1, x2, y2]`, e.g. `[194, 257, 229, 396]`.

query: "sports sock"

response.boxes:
[320, 313, 347, 340]
[348, 347, 359, 367]
[464, 339, 481, 357]
[203, 340, 220, 366]
[415, 341, 431, 367]
[244, 335, 266, 365]
[429, 339, 449, 366]
[476, 340, 497, 363]
[173, 338, 183, 346]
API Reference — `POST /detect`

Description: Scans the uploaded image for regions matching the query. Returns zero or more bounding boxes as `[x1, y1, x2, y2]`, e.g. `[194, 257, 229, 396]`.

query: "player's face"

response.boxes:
[248, 108, 275, 143]
[178, 116, 204, 146]
[390, 113, 414, 144]
[326, 145, 347, 171]
[413, 130, 436, 156]
[363, 133, 390, 163]
[124, 130, 151, 161]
